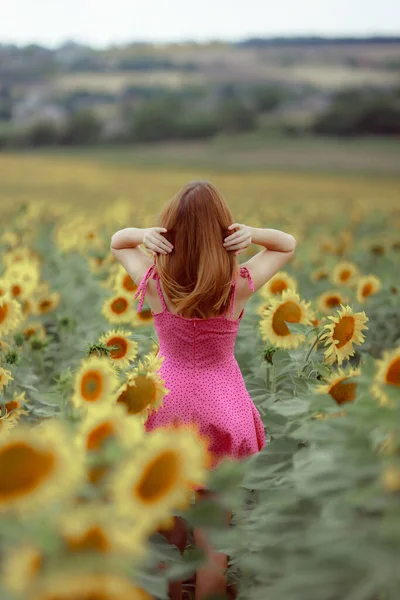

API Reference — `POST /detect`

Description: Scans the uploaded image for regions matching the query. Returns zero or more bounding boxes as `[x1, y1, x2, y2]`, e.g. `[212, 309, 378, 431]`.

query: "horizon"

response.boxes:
[2, 33, 400, 51]
[1, 0, 399, 48]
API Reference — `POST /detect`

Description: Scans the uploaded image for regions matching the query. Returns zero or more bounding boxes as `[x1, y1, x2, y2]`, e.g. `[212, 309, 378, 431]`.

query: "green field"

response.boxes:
[20, 133, 400, 176]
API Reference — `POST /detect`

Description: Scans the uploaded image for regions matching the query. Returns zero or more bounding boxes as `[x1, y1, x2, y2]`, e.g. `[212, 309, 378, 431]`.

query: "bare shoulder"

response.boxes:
[238, 248, 296, 295]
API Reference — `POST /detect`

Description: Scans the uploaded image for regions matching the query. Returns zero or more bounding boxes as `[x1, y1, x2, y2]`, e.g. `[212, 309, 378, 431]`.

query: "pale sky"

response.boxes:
[1, 0, 399, 47]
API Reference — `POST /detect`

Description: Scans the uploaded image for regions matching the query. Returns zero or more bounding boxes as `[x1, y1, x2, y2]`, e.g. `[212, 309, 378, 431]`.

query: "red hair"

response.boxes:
[154, 180, 239, 319]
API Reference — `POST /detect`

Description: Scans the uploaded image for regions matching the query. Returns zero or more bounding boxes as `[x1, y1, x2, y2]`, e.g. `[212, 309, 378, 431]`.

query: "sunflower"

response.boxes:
[134, 308, 154, 325]
[77, 403, 144, 454]
[330, 261, 360, 287]
[356, 274, 382, 303]
[4, 269, 38, 302]
[102, 292, 135, 324]
[256, 298, 273, 317]
[113, 264, 139, 295]
[317, 289, 349, 314]
[319, 304, 369, 366]
[71, 355, 119, 409]
[2, 543, 42, 594]
[259, 271, 297, 299]
[116, 353, 169, 420]
[315, 366, 361, 405]
[0, 292, 23, 336]
[109, 424, 210, 534]
[371, 347, 400, 406]
[382, 464, 400, 492]
[259, 289, 313, 349]
[29, 572, 151, 600]
[0, 367, 14, 393]
[99, 329, 138, 368]
[310, 267, 329, 282]
[0, 276, 11, 296]
[31, 290, 61, 316]
[1, 230, 20, 248]
[2, 246, 41, 270]
[0, 419, 84, 515]
[22, 321, 47, 341]
[4, 391, 29, 424]
[59, 503, 147, 559]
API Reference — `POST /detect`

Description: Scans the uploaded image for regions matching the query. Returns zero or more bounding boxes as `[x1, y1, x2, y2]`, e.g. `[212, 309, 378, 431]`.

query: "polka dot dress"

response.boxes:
[134, 261, 266, 470]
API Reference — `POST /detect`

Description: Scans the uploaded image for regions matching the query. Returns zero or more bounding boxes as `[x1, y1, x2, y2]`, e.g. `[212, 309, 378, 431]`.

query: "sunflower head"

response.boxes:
[98, 329, 138, 368]
[371, 347, 400, 406]
[260, 272, 297, 299]
[315, 366, 361, 405]
[259, 289, 313, 349]
[71, 355, 119, 409]
[331, 261, 359, 287]
[319, 304, 369, 366]
[356, 274, 382, 303]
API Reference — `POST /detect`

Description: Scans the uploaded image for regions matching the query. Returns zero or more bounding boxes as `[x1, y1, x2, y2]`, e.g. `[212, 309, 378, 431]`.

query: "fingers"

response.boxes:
[225, 240, 248, 252]
[154, 233, 173, 253]
[145, 232, 173, 254]
[223, 232, 242, 246]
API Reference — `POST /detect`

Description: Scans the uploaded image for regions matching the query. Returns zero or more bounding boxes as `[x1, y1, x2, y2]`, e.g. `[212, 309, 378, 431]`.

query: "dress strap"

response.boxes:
[133, 261, 157, 313]
[133, 261, 168, 313]
[228, 266, 255, 319]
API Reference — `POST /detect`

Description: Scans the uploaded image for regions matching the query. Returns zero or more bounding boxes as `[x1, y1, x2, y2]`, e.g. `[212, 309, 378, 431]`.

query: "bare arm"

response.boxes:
[110, 227, 146, 249]
[250, 228, 296, 252]
[225, 225, 296, 294]
[110, 227, 172, 285]
[241, 227, 296, 294]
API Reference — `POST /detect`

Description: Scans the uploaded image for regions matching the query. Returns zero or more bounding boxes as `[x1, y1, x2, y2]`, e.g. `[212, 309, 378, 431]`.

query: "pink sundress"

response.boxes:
[134, 261, 266, 469]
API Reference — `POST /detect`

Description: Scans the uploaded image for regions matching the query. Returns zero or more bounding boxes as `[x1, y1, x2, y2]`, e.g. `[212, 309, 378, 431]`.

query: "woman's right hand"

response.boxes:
[223, 223, 252, 256]
[142, 227, 173, 256]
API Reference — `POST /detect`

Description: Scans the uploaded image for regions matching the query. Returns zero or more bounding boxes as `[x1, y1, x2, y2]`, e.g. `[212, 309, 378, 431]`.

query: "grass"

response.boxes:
[14, 132, 400, 177]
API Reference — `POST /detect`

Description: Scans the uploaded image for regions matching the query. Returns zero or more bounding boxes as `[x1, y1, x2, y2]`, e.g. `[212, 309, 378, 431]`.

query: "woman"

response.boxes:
[110, 180, 296, 600]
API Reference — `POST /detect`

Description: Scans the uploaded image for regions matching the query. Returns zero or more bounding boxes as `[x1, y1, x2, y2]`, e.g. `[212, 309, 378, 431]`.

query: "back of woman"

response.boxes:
[110, 179, 297, 600]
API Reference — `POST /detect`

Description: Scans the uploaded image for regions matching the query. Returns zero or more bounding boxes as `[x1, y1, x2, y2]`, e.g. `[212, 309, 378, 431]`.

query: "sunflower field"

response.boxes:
[0, 152, 399, 600]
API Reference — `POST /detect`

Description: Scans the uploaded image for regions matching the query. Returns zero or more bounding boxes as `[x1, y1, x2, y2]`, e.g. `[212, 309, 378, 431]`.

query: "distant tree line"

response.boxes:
[0, 84, 399, 148]
[235, 36, 400, 48]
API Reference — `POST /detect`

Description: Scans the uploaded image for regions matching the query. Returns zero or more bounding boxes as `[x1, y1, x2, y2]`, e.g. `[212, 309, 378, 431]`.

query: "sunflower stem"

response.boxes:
[301, 330, 325, 372]
[271, 364, 277, 395]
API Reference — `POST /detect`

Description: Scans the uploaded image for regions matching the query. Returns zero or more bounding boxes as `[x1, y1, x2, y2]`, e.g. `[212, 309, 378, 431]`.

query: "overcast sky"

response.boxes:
[1, 0, 399, 47]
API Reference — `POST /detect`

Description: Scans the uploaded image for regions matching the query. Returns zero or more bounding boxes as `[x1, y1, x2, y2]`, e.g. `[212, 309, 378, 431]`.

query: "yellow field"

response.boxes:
[0, 151, 399, 599]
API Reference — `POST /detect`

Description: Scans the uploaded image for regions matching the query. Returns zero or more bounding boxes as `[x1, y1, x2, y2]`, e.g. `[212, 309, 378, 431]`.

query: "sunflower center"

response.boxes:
[24, 327, 36, 340]
[386, 358, 400, 387]
[0, 304, 8, 324]
[66, 525, 110, 553]
[362, 283, 373, 297]
[329, 378, 357, 405]
[123, 274, 137, 292]
[326, 295, 341, 307]
[107, 337, 128, 359]
[272, 301, 302, 336]
[111, 297, 129, 314]
[333, 316, 355, 349]
[39, 300, 52, 312]
[340, 269, 351, 281]
[87, 422, 115, 451]
[81, 371, 103, 402]
[138, 309, 153, 321]
[270, 280, 287, 294]
[11, 284, 22, 297]
[134, 450, 181, 504]
[117, 376, 156, 415]
[0, 442, 55, 501]
[5, 400, 19, 413]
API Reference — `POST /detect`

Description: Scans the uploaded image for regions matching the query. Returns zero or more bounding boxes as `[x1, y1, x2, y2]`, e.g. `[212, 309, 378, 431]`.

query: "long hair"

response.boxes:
[154, 180, 239, 319]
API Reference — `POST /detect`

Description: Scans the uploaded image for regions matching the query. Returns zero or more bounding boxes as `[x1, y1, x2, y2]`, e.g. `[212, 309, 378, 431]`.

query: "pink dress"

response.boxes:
[134, 261, 266, 470]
